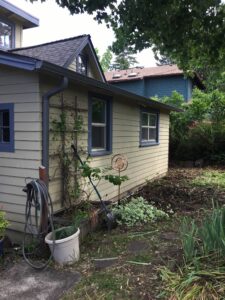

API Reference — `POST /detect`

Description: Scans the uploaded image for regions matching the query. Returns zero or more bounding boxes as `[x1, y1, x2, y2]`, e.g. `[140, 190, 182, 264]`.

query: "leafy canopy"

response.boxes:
[31, 0, 225, 84]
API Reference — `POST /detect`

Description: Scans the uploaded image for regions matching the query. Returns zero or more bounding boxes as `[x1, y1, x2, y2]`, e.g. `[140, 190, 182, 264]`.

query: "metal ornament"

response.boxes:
[111, 154, 128, 172]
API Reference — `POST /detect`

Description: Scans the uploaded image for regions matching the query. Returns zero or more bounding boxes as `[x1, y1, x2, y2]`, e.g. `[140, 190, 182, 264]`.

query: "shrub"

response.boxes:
[0, 211, 9, 238]
[112, 197, 168, 227]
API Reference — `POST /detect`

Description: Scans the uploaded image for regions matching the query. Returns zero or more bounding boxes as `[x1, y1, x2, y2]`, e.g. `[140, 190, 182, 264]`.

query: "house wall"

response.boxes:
[0, 66, 42, 237]
[112, 75, 192, 101]
[47, 82, 169, 208]
[145, 76, 190, 101]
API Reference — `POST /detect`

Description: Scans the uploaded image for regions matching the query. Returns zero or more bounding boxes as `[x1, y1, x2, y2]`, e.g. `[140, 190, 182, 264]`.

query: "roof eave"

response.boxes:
[0, 0, 39, 28]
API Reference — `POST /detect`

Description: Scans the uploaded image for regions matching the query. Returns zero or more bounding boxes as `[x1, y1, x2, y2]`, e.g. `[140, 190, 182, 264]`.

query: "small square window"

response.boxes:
[89, 94, 112, 156]
[0, 103, 14, 152]
[140, 109, 159, 146]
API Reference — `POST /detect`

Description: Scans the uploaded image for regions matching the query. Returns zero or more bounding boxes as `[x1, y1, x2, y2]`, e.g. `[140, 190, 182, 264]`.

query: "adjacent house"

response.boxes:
[105, 65, 204, 101]
[0, 1, 180, 241]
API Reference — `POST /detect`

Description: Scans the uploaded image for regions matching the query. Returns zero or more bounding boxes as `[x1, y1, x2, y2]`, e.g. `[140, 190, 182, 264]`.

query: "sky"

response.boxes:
[8, 0, 156, 67]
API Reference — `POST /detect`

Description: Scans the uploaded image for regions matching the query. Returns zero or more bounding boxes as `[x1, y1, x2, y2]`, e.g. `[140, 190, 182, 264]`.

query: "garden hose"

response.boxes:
[22, 179, 55, 270]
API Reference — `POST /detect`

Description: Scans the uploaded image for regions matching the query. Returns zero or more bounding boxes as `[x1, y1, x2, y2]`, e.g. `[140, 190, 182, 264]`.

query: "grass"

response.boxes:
[192, 170, 225, 189]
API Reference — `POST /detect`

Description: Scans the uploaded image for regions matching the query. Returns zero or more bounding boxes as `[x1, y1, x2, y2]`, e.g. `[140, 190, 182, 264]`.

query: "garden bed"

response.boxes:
[61, 167, 225, 299]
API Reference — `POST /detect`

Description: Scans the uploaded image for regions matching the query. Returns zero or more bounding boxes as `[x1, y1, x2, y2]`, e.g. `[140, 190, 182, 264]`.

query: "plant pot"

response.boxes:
[0, 237, 4, 256]
[45, 227, 80, 265]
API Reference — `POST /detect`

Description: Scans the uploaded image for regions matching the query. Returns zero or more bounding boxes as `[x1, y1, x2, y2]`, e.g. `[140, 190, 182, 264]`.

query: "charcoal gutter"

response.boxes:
[42, 77, 69, 180]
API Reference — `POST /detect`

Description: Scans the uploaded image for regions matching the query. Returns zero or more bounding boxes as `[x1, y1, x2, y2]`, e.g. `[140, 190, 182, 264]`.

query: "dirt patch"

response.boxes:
[127, 240, 150, 253]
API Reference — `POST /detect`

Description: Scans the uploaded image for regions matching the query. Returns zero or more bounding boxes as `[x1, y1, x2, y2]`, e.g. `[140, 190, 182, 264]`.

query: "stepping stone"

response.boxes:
[0, 260, 81, 300]
[127, 240, 149, 253]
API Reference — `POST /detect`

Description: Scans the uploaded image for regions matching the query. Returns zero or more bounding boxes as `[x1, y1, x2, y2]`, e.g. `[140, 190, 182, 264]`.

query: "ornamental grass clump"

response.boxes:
[112, 197, 168, 227]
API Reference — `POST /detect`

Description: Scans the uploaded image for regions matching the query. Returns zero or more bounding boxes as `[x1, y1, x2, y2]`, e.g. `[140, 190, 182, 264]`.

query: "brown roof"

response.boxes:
[105, 65, 183, 82]
[10, 35, 89, 67]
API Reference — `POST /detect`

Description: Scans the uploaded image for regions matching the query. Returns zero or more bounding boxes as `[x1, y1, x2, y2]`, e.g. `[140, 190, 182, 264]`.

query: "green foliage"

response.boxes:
[100, 47, 113, 72]
[111, 48, 138, 70]
[104, 174, 128, 186]
[162, 89, 225, 162]
[180, 218, 198, 263]
[80, 162, 102, 180]
[192, 171, 225, 189]
[31, 0, 225, 88]
[0, 211, 9, 238]
[112, 197, 168, 227]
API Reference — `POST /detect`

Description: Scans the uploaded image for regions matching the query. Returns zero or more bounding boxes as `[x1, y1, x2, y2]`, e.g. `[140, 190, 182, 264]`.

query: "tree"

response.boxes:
[31, 0, 225, 88]
[100, 47, 113, 72]
[111, 48, 138, 70]
[95, 47, 113, 72]
[155, 54, 175, 66]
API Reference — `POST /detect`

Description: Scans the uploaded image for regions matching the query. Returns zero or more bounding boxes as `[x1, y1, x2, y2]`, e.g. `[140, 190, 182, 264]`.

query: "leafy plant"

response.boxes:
[112, 197, 168, 227]
[104, 174, 129, 186]
[0, 211, 9, 238]
[180, 217, 198, 263]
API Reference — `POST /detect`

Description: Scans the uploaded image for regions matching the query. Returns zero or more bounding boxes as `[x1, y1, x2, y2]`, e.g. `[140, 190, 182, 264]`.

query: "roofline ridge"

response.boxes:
[10, 34, 89, 52]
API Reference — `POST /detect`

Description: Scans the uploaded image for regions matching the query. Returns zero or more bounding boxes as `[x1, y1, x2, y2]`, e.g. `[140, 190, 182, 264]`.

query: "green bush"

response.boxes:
[161, 89, 225, 162]
[112, 197, 168, 227]
[0, 211, 9, 238]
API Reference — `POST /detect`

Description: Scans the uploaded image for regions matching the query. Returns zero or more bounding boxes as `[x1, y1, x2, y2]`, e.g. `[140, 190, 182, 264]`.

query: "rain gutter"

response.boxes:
[42, 77, 69, 180]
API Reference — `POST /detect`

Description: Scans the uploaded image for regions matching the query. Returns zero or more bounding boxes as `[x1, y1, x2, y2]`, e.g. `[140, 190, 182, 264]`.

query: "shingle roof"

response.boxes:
[105, 65, 183, 82]
[10, 35, 89, 67]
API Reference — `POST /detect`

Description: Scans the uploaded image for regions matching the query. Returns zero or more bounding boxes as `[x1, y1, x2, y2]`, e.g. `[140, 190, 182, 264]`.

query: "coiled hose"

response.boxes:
[22, 179, 55, 269]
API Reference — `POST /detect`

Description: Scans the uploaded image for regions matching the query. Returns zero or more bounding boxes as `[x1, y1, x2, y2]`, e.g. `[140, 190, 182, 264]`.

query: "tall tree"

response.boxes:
[95, 47, 113, 72]
[30, 0, 225, 87]
[111, 48, 138, 70]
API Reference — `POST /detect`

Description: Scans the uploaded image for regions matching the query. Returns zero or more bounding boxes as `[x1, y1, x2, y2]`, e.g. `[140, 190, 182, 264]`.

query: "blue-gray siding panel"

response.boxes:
[112, 75, 192, 101]
[114, 80, 145, 97]
[145, 76, 189, 101]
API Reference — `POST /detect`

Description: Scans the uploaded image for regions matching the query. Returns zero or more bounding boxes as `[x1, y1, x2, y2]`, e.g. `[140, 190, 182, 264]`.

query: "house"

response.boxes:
[105, 65, 204, 101]
[0, 1, 180, 242]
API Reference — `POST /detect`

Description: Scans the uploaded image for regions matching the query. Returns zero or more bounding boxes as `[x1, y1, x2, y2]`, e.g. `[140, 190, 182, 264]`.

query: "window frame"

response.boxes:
[88, 93, 112, 156]
[0, 103, 14, 152]
[140, 108, 160, 147]
[76, 54, 88, 76]
[0, 17, 15, 49]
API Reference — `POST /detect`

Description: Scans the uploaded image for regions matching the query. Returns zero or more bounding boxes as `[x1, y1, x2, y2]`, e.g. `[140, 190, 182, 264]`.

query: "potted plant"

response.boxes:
[0, 211, 9, 256]
[45, 222, 80, 265]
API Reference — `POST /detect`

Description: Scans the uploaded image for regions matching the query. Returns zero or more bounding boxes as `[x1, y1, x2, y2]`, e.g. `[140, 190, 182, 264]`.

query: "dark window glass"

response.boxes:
[92, 126, 106, 149]
[91, 98, 106, 151]
[92, 99, 106, 123]
[0, 21, 12, 49]
[0, 110, 10, 143]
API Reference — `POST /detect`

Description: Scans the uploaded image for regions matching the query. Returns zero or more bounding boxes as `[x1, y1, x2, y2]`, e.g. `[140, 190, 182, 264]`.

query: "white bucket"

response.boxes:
[45, 227, 80, 265]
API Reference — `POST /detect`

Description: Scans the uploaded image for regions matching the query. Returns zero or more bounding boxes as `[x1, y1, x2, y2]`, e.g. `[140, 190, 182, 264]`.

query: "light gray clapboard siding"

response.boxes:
[0, 67, 42, 233]
[48, 85, 170, 208]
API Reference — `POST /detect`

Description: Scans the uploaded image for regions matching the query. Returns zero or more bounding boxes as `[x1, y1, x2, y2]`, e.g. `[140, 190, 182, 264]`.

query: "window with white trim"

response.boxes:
[89, 95, 112, 155]
[140, 110, 159, 146]
[0, 20, 12, 49]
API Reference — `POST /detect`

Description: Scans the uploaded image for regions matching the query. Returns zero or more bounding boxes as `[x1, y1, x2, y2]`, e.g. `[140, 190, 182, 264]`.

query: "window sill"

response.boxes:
[139, 142, 160, 148]
[89, 150, 112, 157]
[0, 144, 14, 152]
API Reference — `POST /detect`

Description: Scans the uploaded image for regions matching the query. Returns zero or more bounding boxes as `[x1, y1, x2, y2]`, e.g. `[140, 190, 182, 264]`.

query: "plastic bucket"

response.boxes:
[45, 227, 80, 265]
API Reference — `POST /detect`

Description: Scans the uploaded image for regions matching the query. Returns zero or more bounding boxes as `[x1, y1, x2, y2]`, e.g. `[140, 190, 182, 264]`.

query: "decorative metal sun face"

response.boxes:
[111, 154, 128, 172]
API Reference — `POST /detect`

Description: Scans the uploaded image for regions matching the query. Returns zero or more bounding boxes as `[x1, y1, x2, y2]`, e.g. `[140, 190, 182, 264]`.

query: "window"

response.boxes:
[0, 104, 14, 152]
[76, 54, 87, 75]
[89, 94, 112, 156]
[0, 20, 13, 49]
[140, 109, 159, 146]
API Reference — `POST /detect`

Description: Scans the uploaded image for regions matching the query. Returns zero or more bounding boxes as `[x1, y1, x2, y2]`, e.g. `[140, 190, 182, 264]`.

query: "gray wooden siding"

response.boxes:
[0, 66, 42, 234]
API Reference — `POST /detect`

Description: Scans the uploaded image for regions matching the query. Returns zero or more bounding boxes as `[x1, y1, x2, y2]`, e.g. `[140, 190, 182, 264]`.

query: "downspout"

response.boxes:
[42, 77, 69, 181]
